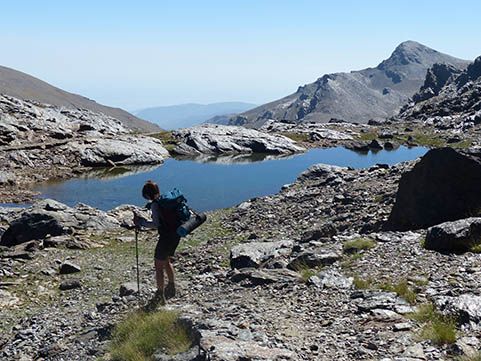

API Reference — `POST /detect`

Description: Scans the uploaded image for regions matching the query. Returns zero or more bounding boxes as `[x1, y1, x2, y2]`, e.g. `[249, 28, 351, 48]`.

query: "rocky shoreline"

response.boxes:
[1, 145, 481, 360]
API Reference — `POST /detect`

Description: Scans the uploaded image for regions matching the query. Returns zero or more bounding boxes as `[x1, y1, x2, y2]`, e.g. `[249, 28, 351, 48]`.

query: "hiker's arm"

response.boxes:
[136, 202, 161, 229]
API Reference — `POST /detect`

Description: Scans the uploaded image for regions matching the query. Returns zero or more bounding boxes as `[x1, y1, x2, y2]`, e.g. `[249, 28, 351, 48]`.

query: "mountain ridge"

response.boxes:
[135, 102, 257, 129]
[0, 65, 158, 132]
[230, 41, 469, 127]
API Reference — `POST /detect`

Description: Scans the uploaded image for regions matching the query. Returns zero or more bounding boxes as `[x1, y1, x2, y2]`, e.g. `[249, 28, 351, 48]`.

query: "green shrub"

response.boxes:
[110, 310, 193, 361]
[343, 238, 376, 254]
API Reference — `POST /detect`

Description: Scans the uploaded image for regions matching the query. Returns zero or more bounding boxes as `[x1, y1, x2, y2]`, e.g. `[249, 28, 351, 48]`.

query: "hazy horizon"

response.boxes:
[1, 0, 481, 110]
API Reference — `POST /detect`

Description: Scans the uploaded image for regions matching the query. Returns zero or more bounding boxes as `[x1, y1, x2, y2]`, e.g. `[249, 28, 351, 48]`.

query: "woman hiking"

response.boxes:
[133, 180, 180, 305]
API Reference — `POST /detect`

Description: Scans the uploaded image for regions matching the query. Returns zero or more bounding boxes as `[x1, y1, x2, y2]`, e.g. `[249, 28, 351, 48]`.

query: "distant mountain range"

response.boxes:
[230, 41, 470, 127]
[134, 102, 257, 129]
[0, 65, 158, 132]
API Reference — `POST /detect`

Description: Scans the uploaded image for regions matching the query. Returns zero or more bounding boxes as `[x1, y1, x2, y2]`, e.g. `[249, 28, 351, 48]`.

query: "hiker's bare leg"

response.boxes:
[165, 257, 175, 285]
[154, 259, 166, 292]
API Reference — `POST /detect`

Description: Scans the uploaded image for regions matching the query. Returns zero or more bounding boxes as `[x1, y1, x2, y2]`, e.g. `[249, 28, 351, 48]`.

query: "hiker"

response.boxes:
[133, 180, 179, 305]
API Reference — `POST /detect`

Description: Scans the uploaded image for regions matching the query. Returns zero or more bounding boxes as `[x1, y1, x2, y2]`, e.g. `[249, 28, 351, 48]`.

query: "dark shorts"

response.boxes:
[155, 232, 181, 260]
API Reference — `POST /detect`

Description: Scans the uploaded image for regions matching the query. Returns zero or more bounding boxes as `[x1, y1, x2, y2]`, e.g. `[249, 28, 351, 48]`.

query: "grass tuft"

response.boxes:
[420, 317, 457, 345]
[353, 276, 372, 289]
[343, 238, 376, 254]
[470, 243, 481, 253]
[457, 353, 481, 361]
[408, 303, 457, 345]
[148, 131, 179, 152]
[379, 279, 417, 305]
[279, 132, 311, 143]
[110, 310, 193, 361]
[290, 261, 321, 283]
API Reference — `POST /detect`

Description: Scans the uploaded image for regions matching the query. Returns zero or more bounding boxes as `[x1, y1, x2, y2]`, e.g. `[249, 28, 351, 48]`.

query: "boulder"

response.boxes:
[300, 222, 337, 242]
[288, 246, 342, 269]
[308, 269, 353, 289]
[119, 282, 139, 296]
[59, 261, 82, 274]
[298, 163, 347, 181]
[199, 334, 297, 361]
[230, 240, 293, 269]
[229, 268, 300, 286]
[425, 218, 481, 252]
[70, 136, 169, 166]
[172, 124, 305, 156]
[0, 199, 119, 247]
[368, 139, 383, 150]
[354, 291, 414, 314]
[386, 148, 481, 231]
[435, 294, 481, 327]
[59, 279, 81, 291]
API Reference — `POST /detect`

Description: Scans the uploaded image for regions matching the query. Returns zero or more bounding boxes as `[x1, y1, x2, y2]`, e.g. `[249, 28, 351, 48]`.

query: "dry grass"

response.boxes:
[408, 303, 457, 345]
[110, 310, 193, 361]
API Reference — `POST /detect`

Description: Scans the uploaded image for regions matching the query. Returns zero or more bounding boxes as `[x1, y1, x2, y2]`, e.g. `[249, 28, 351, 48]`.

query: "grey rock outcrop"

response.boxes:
[0, 199, 119, 247]
[172, 124, 305, 155]
[309, 269, 353, 289]
[425, 218, 481, 253]
[258, 120, 355, 141]
[436, 294, 481, 328]
[386, 148, 481, 231]
[400, 55, 481, 130]
[230, 41, 468, 127]
[230, 240, 293, 269]
[68, 136, 169, 166]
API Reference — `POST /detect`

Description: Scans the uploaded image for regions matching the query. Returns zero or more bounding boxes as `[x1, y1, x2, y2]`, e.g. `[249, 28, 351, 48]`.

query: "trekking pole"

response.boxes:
[134, 227, 141, 297]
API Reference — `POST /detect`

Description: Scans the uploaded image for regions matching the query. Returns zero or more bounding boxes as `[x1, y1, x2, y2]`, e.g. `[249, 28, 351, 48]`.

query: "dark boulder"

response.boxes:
[425, 218, 481, 253]
[59, 279, 82, 291]
[1, 205, 73, 247]
[59, 261, 82, 274]
[385, 148, 481, 231]
[300, 222, 337, 242]
[0, 199, 119, 247]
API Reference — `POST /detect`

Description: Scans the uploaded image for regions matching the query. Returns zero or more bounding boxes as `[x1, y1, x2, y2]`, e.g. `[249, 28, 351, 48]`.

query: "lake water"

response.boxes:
[32, 146, 428, 212]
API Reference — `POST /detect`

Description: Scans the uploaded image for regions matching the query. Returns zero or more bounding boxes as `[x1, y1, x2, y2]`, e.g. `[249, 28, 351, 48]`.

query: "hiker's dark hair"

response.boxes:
[142, 180, 160, 200]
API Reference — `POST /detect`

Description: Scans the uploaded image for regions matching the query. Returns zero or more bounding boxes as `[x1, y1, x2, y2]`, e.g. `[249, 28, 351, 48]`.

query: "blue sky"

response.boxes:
[1, 0, 480, 110]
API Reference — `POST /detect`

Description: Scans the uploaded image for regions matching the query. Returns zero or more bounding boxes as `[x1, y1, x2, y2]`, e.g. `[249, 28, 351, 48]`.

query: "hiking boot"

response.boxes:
[142, 290, 165, 312]
[165, 283, 176, 299]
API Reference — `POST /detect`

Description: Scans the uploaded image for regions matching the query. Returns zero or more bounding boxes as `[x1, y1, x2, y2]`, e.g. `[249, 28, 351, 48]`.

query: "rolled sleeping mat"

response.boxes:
[177, 212, 207, 237]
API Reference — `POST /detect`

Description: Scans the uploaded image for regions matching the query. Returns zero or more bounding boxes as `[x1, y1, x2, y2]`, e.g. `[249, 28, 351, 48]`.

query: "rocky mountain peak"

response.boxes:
[377, 40, 465, 72]
[231, 41, 469, 127]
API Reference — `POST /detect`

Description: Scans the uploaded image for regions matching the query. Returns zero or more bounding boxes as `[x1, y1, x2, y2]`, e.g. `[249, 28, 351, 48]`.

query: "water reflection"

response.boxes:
[33, 146, 428, 212]
[81, 165, 163, 180]
[174, 152, 296, 164]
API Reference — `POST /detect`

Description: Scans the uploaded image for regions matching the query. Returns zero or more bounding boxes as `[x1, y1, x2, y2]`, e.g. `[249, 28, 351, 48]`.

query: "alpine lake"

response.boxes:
[29, 146, 428, 212]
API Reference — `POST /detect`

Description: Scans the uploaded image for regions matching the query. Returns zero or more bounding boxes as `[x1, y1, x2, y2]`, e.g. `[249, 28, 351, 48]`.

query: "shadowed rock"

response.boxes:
[0, 199, 119, 247]
[425, 218, 481, 253]
[385, 148, 481, 231]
